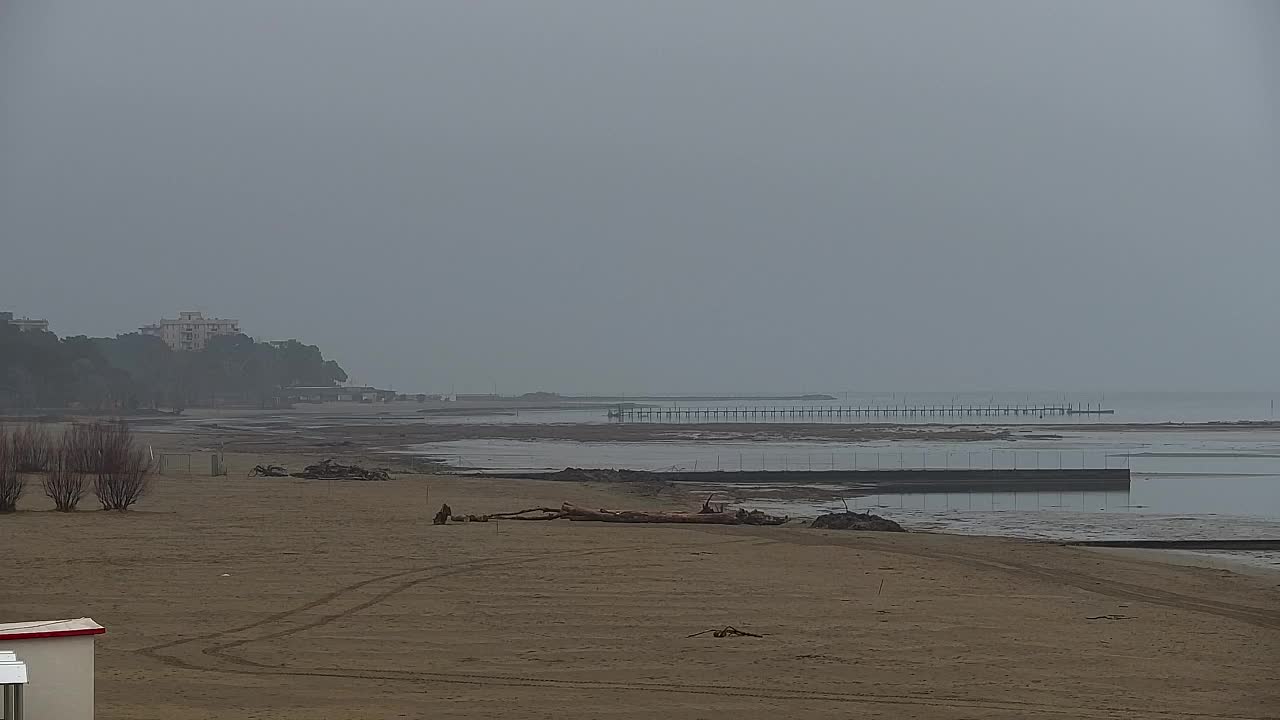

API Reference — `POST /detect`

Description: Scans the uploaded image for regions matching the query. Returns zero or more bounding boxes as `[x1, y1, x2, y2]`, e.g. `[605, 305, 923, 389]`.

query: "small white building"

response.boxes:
[0, 618, 104, 720]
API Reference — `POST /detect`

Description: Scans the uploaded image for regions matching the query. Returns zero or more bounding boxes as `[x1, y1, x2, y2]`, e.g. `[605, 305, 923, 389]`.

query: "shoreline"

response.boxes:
[1088, 546, 1280, 577]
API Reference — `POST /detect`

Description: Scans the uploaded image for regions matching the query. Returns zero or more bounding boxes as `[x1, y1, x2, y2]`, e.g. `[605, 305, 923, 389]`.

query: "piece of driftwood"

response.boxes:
[687, 626, 764, 638]
[249, 464, 289, 477]
[699, 494, 726, 514]
[561, 503, 786, 525]
[451, 502, 787, 525]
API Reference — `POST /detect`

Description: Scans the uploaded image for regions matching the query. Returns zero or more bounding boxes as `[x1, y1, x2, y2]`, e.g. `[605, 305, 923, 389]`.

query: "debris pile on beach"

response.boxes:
[290, 458, 392, 481]
[543, 468, 634, 483]
[249, 464, 290, 477]
[443, 501, 787, 526]
[809, 511, 906, 532]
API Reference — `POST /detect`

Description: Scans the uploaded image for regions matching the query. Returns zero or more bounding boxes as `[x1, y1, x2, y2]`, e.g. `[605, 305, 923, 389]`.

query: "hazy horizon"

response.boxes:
[3, 2, 1277, 393]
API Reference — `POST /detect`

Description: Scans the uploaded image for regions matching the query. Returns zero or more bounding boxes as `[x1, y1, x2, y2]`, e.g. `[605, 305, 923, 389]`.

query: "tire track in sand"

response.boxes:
[138, 542, 682, 665]
[134, 536, 1276, 719]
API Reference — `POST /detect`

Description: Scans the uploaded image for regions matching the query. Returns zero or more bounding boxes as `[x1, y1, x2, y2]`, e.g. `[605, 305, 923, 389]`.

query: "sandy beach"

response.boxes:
[2, 444, 1277, 719]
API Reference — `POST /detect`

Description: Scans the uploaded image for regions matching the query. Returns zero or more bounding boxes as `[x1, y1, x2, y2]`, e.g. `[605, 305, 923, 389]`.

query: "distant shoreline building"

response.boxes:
[0, 311, 50, 332]
[140, 311, 241, 351]
[283, 386, 398, 403]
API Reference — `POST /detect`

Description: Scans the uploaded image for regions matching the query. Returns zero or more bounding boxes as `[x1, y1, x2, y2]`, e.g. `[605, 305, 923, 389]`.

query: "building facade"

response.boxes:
[140, 311, 241, 351]
[0, 311, 50, 332]
[283, 386, 397, 403]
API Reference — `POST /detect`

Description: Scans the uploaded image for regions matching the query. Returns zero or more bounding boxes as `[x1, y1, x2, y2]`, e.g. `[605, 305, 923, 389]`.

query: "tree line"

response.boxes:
[0, 323, 348, 410]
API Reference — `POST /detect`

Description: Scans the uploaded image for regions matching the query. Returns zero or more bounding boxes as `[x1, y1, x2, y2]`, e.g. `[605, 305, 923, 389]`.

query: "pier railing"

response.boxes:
[608, 404, 1114, 421]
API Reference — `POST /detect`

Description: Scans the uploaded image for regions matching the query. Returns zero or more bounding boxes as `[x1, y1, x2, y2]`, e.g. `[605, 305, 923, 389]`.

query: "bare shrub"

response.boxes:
[65, 421, 132, 474]
[11, 423, 53, 472]
[95, 446, 152, 511]
[0, 426, 23, 512]
[90, 422, 152, 511]
[43, 440, 88, 512]
[61, 422, 90, 472]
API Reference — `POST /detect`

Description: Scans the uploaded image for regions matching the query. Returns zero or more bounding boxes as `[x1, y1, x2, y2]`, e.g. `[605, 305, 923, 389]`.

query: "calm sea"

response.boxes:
[402, 392, 1280, 566]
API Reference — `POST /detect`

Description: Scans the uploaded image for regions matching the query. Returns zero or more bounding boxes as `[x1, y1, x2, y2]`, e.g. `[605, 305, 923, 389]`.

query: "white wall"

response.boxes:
[0, 635, 95, 720]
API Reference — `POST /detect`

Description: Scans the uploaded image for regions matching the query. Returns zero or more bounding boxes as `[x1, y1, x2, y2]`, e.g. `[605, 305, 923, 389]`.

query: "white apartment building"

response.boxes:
[139, 311, 241, 351]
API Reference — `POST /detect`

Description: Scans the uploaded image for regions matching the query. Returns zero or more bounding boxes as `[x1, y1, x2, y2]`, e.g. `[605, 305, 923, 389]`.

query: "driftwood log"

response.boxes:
[687, 626, 764, 638]
[450, 502, 787, 526]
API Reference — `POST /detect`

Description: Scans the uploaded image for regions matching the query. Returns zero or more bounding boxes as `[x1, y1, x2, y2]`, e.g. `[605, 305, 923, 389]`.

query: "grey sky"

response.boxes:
[2, 1, 1276, 393]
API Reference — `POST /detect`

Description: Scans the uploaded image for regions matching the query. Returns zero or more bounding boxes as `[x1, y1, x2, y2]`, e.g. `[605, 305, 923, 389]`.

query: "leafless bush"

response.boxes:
[11, 423, 53, 472]
[95, 445, 152, 511]
[61, 423, 90, 472]
[43, 441, 88, 512]
[90, 421, 152, 511]
[65, 421, 133, 475]
[0, 426, 23, 512]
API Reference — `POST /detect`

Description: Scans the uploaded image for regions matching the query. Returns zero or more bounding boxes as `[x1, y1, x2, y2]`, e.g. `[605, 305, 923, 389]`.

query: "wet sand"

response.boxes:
[1, 445, 1277, 719]
[151, 418, 1015, 451]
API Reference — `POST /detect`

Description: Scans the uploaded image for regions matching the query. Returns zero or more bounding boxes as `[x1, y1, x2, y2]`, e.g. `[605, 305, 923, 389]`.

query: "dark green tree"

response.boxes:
[0, 323, 348, 410]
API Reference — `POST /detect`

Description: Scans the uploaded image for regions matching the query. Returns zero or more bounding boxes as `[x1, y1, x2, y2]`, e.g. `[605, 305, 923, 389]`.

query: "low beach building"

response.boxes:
[0, 618, 104, 720]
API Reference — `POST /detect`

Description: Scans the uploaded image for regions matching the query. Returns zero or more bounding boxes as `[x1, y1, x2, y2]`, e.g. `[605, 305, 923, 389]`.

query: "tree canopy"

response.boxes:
[0, 323, 347, 410]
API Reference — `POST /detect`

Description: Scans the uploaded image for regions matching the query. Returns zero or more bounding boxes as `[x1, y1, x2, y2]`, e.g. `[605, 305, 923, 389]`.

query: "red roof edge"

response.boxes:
[0, 627, 106, 641]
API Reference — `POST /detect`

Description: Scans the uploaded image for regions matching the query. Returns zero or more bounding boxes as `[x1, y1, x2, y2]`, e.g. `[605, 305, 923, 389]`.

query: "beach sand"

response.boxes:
[2, 450, 1277, 719]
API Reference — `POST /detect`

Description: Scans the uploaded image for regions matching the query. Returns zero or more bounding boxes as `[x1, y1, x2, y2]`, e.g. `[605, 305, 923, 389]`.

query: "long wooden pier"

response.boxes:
[608, 404, 1115, 421]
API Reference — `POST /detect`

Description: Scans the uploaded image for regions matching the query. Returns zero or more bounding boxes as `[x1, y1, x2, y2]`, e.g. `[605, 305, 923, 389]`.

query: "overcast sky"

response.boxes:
[1, 2, 1277, 393]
